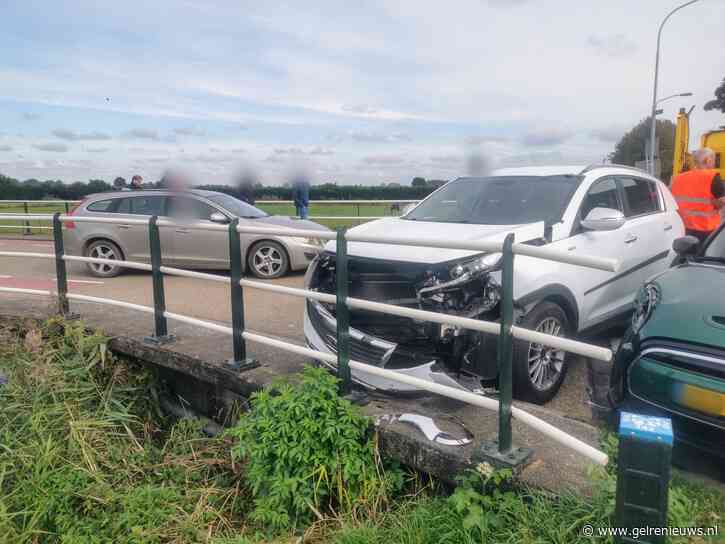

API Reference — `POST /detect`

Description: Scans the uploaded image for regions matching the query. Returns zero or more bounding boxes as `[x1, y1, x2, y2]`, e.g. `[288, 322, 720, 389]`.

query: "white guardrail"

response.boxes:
[0, 212, 614, 466]
[0, 199, 420, 229]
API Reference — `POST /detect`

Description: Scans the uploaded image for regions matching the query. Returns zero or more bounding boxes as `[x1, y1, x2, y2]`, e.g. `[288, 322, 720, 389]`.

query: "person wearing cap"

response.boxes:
[671, 147, 724, 243]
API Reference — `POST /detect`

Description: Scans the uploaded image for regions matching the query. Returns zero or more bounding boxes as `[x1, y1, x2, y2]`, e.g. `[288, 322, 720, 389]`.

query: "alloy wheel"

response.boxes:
[88, 243, 120, 275]
[527, 317, 566, 391]
[252, 245, 283, 277]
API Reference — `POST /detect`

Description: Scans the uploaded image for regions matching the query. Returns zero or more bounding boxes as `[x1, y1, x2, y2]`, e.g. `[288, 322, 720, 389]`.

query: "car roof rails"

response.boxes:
[579, 163, 649, 175]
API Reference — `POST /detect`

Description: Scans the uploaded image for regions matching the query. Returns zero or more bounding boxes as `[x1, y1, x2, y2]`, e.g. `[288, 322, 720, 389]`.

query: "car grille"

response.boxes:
[639, 339, 725, 380]
[307, 300, 397, 366]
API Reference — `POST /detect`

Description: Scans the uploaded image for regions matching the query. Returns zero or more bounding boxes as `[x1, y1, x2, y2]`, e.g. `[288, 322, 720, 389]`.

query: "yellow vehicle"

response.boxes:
[673, 106, 725, 180]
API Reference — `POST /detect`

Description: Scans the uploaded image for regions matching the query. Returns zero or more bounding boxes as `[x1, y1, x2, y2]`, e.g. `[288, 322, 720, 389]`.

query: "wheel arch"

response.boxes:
[515, 283, 579, 332]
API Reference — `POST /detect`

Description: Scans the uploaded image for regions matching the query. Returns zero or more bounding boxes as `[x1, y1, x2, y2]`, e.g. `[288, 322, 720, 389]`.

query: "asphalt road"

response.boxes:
[0, 237, 591, 419]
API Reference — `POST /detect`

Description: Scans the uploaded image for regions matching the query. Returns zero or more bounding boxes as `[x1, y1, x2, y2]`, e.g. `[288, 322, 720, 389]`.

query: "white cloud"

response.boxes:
[362, 155, 407, 166]
[52, 129, 112, 141]
[122, 129, 160, 140]
[33, 143, 69, 152]
[586, 34, 637, 58]
[521, 128, 574, 147]
[590, 126, 626, 142]
[2, 0, 723, 184]
[174, 127, 206, 136]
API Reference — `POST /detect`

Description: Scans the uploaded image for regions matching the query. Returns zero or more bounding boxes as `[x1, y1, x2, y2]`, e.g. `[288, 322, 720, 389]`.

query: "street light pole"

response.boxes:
[649, 0, 700, 176]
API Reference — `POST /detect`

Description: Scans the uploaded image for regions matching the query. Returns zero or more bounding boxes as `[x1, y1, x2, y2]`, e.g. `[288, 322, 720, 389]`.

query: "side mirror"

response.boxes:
[581, 207, 626, 231]
[209, 212, 230, 224]
[672, 235, 699, 256]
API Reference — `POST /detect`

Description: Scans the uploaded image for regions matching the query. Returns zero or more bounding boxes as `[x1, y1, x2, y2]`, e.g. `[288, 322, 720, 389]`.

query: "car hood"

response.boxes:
[643, 263, 725, 347]
[324, 217, 546, 263]
[252, 215, 330, 232]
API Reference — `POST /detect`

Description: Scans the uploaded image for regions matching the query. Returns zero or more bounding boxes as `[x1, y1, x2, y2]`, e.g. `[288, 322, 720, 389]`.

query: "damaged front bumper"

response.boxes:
[303, 253, 505, 393]
[304, 300, 477, 392]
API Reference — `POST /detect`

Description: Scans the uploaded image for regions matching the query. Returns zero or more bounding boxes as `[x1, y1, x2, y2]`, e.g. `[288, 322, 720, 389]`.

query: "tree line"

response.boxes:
[0, 174, 438, 201]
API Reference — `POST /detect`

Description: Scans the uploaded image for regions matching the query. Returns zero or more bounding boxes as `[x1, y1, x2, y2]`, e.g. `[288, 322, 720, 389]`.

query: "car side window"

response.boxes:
[116, 196, 166, 216]
[86, 199, 116, 212]
[619, 177, 660, 217]
[580, 178, 622, 220]
[167, 197, 217, 220]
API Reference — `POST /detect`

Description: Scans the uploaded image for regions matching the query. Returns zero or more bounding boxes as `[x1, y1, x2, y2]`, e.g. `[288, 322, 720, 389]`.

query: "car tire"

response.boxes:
[247, 240, 289, 279]
[512, 301, 570, 404]
[84, 240, 124, 278]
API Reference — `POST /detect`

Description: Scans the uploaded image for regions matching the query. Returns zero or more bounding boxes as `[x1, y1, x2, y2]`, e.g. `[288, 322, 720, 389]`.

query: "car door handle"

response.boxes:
[175, 228, 190, 234]
[624, 234, 638, 244]
[664, 224, 673, 231]
[117, 225, 132, 230]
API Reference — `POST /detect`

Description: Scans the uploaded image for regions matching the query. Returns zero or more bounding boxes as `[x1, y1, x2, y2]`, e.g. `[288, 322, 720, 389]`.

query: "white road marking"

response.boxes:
[68, 279, 105, 285]
[48, 276, 105, 285]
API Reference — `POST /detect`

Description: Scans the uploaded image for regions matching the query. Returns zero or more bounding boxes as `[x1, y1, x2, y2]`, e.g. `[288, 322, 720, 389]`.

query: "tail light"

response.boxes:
[64, 200, 84, 229]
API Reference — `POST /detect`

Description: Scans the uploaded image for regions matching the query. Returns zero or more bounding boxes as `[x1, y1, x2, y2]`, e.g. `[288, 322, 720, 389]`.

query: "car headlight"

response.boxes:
[631, 283, 660, 333]
[449, 253, 502, 279]
[305, 237, 325, 248]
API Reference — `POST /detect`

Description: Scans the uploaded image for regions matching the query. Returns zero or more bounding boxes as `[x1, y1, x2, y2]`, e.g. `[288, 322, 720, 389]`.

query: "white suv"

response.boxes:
[304, 165, 684, 403]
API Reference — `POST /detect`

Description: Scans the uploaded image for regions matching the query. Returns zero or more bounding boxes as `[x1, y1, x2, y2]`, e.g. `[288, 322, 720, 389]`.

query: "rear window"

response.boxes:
[86, 199, 116, 212]
[116, 196, 166, 215]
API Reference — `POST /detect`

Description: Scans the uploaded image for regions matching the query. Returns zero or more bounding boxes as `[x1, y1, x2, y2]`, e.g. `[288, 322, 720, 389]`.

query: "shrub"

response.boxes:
[227, 365, 401, 531]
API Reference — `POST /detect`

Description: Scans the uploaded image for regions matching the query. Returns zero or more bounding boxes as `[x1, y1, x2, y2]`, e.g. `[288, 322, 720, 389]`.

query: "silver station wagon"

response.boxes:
[63, 189, 330, 279]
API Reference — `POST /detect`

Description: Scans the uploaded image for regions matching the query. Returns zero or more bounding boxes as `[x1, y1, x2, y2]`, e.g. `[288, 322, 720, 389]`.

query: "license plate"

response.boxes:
[678, 384, 725, 417]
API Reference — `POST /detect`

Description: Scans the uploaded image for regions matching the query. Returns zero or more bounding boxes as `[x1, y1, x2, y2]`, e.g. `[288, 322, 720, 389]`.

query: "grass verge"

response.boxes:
[0, 318, 722, 543]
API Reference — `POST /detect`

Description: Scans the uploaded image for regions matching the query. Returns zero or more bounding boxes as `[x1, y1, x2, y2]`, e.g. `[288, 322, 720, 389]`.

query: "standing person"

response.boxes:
[236, 170, 257, 205]
[671, 147, 724, 243]
[292, 176, 310, 219]
[130, 175, 143, 190]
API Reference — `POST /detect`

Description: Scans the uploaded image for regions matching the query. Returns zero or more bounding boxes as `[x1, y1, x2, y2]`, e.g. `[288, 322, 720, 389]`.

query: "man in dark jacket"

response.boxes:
[236, 171, 257, 205]
[292, 177, 310, 219]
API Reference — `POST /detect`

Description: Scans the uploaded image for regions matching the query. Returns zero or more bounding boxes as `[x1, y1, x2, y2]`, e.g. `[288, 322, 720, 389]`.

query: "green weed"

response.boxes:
[226, 366, 403, 533]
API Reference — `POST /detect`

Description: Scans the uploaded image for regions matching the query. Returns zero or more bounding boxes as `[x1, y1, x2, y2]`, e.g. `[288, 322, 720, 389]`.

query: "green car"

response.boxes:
[610, 224, 725, 460]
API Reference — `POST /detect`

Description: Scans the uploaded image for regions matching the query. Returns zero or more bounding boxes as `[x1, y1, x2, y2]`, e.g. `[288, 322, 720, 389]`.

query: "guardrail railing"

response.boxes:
[0, 199, 422, 233]
[0, 211, 616, 466]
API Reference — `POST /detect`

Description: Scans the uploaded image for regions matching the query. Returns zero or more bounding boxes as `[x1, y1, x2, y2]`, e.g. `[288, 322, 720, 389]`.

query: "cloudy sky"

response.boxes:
[1, 0, 724, 185]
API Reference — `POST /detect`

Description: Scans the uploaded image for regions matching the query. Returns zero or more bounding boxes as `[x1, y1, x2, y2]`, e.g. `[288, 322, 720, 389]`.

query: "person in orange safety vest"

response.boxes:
[671, 147, 725, 243]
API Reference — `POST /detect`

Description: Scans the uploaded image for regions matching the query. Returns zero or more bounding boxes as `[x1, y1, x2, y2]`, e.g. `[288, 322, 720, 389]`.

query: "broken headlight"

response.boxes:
[449, 253, 502, 280]
[631, 283, 659, 333]
[480, 276, 501, 311]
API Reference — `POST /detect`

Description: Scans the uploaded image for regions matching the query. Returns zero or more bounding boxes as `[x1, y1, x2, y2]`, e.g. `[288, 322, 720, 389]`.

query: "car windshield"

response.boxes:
[403, 175, 581, 225]
[205, 193, 268, 218]
[702, 227, 725, 263]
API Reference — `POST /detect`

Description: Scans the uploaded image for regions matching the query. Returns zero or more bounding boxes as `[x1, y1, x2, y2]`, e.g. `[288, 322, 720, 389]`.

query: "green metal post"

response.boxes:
[227, 218, 258, 370]
[497, 233, 515, 454]
[474, 232, 530, 469]
[145, 216, 174, 344]
[52, 213, 70, 315]
[64, 202, 70, 214]
[23, 202, 31, 235]
[335, 228, 352, 394]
